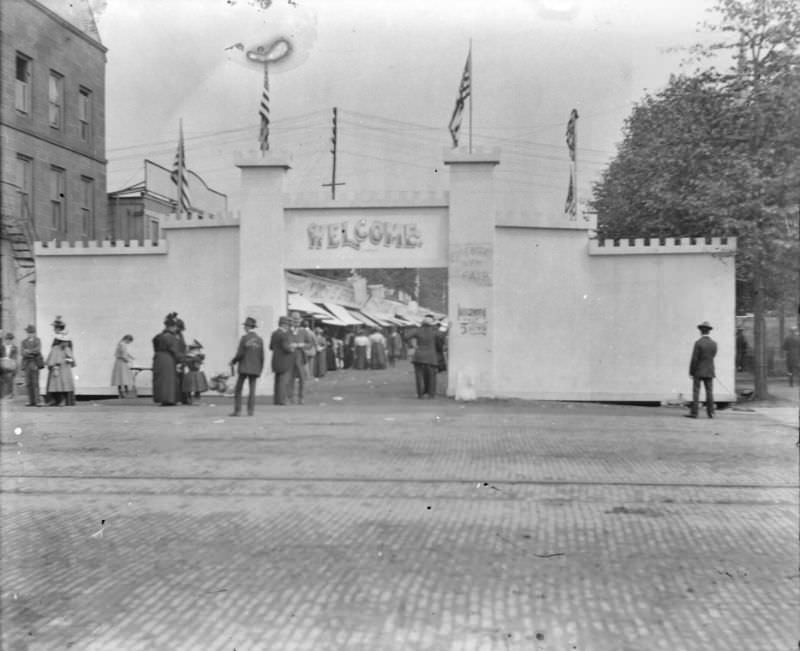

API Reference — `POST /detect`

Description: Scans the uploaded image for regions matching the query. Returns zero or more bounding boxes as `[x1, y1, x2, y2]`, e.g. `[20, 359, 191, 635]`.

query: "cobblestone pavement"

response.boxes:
[1, 367, 798, 651]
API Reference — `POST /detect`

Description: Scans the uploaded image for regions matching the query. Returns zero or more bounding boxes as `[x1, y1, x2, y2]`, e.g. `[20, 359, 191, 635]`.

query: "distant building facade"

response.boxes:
[0, 0, 107, 331]
[107, 160, 229, 244]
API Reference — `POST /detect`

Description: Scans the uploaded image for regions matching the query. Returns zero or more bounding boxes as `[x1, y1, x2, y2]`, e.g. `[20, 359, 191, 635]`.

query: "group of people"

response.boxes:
[149, 312, 208, 406]
[215, 311, 450, 415]
[1, 317, 78, 407]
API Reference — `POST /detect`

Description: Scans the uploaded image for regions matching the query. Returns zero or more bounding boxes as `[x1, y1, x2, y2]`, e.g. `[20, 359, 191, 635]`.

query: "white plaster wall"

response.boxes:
[35, 226, 239, 395]
[494, 228, 737, 401]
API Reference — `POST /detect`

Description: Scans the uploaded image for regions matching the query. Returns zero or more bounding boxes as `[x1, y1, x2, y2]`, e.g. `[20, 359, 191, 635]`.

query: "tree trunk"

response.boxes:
[752, 266, 769, 399]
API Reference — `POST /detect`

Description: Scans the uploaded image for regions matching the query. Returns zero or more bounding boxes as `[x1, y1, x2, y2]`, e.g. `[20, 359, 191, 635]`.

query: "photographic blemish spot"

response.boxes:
[14, 427, 22, 435]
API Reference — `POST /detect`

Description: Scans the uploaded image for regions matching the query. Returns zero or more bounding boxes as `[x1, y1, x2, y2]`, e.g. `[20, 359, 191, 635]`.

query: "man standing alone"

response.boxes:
[230, 316, 264, 416]
[269, 316, 293, 405]
[688, 321, 717, 419]
[21, 325, 42, 406]
[409, 314, 441, 399]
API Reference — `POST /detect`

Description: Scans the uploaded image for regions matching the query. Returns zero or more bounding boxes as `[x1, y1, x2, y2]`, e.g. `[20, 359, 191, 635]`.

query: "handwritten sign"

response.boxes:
[308, 220, 422, 250]
[450, 243, 492, 286]
[457, 306, 487, 336]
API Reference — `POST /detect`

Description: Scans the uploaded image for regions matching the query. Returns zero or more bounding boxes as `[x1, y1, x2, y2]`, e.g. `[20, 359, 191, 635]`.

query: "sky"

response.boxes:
[93, 0, 721, 216]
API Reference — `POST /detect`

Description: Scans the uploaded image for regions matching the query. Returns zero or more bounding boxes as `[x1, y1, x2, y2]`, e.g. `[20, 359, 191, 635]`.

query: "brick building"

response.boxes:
[0, 0, 106, 331]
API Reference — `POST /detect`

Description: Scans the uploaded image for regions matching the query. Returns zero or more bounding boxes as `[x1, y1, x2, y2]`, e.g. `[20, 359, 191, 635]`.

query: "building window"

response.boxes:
[79, 88, 92, 142]
[80, 176, 94, 238]
[15, 54, 31, 113]
[48, 71, 64, 128]
[16, 155, 33, 220]
[150, 219, 160, 244]
[50, 167, 66, 233]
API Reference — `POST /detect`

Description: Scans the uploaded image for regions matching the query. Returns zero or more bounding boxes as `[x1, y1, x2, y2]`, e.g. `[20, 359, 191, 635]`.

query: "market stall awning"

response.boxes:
[287, 293, 331, 318]
[359, 309, 395, 327]
[394, 314, 419, 327]
[345, 308, 383, 328]
[318, 302, 363, 327]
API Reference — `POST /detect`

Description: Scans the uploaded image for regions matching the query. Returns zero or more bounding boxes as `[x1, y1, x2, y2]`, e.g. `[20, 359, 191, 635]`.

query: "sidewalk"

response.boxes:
[734, 372, 799, 429]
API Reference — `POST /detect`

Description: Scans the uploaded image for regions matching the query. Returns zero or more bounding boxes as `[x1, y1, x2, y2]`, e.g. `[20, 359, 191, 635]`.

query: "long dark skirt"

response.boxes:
[354, 346, 368, 370]
[370, 342, 387, 369]
[152, 352, 179, 404]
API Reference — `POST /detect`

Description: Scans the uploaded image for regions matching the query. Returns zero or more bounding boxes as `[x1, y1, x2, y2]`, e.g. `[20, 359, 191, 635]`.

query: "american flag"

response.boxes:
[564, 108, 578, 218]
[171, 121, 190, 214]
[566, 108, 578, 162]
[259, 65, 270, 152]
[448, 50, 471, 148]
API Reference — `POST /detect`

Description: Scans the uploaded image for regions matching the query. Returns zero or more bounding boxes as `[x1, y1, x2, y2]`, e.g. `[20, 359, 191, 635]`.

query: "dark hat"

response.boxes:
[164, 312, 178, 327]
[175, 318, 185, 331]
[52, 315, 65, 329]
[697, 321, 713, 331]
[243, 316, 257, 328]
[278, 316, 291, 326]
[25, 324, 36, 333]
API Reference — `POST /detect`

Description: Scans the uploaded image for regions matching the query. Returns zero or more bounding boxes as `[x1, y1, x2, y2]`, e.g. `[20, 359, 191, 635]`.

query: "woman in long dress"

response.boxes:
[152, 313, 185, 406]
[46, 335, 75, 406]
[369, 329, 387, 369]
[353, 330, 369, 370]
[111, 334, 135, 397]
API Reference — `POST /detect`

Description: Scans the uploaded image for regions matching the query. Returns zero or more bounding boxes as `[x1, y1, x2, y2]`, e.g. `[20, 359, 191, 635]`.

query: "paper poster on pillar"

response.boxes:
[449, 242, 493, 287]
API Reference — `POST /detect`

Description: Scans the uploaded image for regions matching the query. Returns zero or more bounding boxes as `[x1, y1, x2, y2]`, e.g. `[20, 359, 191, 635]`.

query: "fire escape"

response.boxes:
[1, 197, 37, 283]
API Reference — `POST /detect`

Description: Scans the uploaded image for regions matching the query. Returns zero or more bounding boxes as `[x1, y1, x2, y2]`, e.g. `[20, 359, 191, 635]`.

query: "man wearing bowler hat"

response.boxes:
[269, 316, 293, 405]
[230, 316, 265, 416]
[688, 321, 717, 419]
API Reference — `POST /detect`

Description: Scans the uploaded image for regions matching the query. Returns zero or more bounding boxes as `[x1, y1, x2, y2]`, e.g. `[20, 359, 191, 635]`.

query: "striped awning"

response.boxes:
[318, 302, 363, 327]
[287, 293, 331, 318]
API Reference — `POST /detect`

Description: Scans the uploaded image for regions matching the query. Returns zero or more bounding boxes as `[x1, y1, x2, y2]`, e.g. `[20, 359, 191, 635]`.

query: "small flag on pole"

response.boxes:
[259, 65, 270, 152]
[564, 108, 578, 219]
[171, 120, 190, 215]
[448, 50, 472, 148]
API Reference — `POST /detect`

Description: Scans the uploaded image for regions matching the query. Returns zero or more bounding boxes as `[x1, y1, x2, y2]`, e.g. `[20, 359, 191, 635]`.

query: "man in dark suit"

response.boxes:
[230, 316, 265, 416]
[269, 316, 293, 405]
[409, 314, 441, 399]
[287, 312, 315, 405]
[688, 321, 717, 419]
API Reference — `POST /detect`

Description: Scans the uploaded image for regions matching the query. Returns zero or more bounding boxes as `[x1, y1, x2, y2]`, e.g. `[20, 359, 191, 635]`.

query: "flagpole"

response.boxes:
[468, 39, 473, 154]
[177, 118, 184, 218]
[574, 114, 578, 219]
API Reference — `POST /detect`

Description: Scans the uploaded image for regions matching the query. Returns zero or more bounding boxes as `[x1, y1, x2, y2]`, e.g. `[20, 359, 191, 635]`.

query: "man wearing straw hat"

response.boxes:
[687, 321, 717, 419]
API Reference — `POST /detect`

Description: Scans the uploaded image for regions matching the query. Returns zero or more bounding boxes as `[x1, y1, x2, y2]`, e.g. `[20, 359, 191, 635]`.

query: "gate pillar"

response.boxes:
[444, 148, 500, 399]
[235, 151, 290, 348]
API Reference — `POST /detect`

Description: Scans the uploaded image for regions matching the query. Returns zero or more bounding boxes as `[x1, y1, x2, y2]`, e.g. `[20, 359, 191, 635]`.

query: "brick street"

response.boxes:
[1, 367, 798, 651]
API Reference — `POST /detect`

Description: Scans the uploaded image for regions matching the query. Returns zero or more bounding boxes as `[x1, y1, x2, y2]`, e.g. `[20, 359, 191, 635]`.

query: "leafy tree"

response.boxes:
[592, 0, 800, 398]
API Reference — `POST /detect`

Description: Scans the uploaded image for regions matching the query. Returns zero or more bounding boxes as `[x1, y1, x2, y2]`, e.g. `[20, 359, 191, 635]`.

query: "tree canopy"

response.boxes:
[591, 0, 800, 396]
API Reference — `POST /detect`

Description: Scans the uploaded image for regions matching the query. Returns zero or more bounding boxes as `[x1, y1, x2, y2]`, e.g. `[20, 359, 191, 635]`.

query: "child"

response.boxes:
[111, 334, 135, 398]
[182, 340, 208, 404]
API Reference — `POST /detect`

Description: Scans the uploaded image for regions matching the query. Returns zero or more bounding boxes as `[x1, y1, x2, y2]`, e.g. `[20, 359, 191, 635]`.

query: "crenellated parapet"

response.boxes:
[159, 210, 241, 229]
[496, 209, 598, 230]
[34, 239, 168, 255]
[284, 190, 449, 209]
[588, 236, 737, 255]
